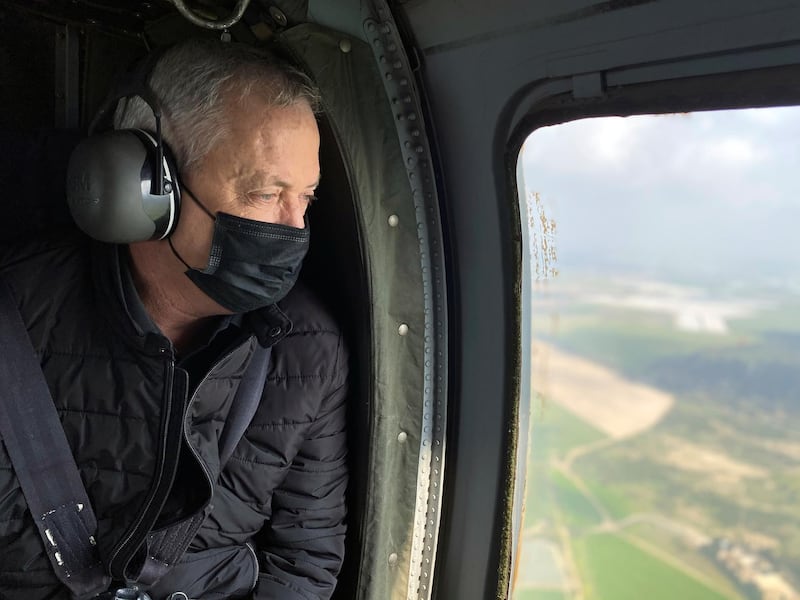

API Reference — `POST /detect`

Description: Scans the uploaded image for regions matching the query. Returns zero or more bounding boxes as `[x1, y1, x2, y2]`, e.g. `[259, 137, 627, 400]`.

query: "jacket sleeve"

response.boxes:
[252, 341, 349, 600]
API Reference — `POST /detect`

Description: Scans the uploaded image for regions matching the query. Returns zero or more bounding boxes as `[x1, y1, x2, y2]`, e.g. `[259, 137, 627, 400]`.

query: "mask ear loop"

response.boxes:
[166, 183, 216, 270]
[168, 237, 193, 270]
[181, 183, 216, 220]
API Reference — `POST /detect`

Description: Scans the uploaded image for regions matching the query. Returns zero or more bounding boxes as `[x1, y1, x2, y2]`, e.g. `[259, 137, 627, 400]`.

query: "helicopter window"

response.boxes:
[513, 106, 800, 600]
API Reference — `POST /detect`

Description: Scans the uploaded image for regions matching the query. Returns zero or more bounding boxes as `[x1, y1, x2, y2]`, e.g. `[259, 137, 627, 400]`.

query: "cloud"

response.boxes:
[518, 106, 800, 279]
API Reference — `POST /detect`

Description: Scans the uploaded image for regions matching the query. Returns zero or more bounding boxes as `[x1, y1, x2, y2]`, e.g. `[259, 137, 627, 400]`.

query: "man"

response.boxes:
[0, 39, 348, 599]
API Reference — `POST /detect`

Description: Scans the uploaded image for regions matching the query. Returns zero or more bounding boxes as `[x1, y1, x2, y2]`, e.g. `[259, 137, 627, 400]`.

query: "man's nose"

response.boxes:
[278, 200, 307, 229]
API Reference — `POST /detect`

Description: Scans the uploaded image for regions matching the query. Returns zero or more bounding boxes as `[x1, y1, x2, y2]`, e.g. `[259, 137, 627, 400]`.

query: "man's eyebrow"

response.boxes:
[245, 172, 321, 189]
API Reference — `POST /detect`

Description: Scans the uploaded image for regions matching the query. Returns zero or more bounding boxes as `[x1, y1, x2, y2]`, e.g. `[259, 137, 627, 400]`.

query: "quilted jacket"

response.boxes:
[0, 233, 349, 600]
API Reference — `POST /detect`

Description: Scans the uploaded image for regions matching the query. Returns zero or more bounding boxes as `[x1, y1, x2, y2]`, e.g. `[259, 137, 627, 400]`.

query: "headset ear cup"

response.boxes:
[66, 129, 180, 243]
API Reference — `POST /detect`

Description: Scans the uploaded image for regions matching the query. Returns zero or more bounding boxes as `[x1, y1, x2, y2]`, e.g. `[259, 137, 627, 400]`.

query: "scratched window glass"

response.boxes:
[513, 107, 800, 600]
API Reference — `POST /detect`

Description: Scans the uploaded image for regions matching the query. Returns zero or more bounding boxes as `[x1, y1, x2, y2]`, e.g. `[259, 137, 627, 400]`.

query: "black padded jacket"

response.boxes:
[0, 233, 348, 600]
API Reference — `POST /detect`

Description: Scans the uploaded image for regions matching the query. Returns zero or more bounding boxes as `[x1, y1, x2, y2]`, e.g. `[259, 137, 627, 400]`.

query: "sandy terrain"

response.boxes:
[532, 342, 674, 438]
[658, 435, 767, 482]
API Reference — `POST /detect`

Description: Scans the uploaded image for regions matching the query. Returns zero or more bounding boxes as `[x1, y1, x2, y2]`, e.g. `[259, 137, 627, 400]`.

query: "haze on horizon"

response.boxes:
[519, 106, 800, 286]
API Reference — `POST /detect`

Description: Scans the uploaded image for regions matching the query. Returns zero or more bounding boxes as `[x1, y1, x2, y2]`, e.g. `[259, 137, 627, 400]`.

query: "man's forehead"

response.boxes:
[240, 169, 320, 189]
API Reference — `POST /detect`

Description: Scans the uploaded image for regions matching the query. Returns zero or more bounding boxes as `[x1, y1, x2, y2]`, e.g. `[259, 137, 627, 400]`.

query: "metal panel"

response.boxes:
[54, 23, 80, 129]
[397, 1, 800, 599]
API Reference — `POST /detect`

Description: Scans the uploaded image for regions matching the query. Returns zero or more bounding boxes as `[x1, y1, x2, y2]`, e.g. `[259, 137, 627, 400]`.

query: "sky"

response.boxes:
[518, 106, 800, 284]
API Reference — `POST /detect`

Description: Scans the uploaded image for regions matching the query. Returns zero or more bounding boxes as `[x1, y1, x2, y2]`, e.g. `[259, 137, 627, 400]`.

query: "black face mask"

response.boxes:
[169, 185, 309, 313]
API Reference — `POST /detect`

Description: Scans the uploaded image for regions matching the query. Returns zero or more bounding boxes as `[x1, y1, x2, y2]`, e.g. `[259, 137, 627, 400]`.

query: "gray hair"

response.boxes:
[113, 38, 321, 173]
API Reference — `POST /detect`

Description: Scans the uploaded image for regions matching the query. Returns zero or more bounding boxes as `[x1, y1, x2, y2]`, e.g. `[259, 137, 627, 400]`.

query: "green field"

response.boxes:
[528, 401, 606, 460]
[523, 403, 606, 527]
[551, 470, 603, 532]
[517, 279, 800, 599]
[574, 534, 732, 600]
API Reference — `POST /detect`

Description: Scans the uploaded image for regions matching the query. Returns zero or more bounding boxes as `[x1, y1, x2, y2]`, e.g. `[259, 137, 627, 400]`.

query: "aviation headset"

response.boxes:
[66, 51, 182, 244]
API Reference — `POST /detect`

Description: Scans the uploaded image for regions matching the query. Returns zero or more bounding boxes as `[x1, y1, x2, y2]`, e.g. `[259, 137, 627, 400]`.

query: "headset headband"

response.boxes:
[90, 52, 169, 196]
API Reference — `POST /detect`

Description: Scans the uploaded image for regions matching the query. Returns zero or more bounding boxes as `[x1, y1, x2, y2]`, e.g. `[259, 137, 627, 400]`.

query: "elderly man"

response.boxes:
[0, 39, 348, 599]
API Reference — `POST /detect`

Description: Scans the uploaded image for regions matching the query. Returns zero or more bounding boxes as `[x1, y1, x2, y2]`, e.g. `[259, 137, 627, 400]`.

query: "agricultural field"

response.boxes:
[514, 275, 800, 600]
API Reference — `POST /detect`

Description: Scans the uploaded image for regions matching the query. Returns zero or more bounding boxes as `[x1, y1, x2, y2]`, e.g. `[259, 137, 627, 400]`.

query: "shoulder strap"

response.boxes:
[219, 343, 272, 466]
[0, 277, 110, 599]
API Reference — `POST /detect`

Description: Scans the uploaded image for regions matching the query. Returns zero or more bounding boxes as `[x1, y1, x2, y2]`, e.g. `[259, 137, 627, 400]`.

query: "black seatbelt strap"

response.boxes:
[0, 277, 110, 599]
[219, 344, 271, 466]
[128, 343, 272, 588]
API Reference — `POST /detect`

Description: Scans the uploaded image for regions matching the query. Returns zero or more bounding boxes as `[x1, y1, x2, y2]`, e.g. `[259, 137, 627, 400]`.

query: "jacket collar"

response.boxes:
[91, 241, 292, 353]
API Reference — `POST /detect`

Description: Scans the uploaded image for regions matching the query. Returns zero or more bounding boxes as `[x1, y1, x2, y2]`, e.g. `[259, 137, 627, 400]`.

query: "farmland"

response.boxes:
[514, 275, 800, 600]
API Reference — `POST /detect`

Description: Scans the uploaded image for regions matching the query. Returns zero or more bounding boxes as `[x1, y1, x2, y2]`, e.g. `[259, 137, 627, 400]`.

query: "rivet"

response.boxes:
[385, 73, 393, 80]
[367, 22, 376, 32]
[412, 129, 420, 137]
[394, 61, 402, 69]
[398, 431, 408, 443]
[339, 39, 352, 53]
[400, 78, 409, 86]
[268, 6, 287, 27]
[408, 113, 417, 121]
[416, 146, 424, 153]
[388, 552, 398, 566]
[398, 323, 409, 336]
[388, 214, 399, 227]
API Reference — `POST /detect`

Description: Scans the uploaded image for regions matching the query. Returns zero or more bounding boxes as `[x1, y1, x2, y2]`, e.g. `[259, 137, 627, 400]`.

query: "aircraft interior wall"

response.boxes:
[397, 1, 800, 598]
[0, 3, 449, 599]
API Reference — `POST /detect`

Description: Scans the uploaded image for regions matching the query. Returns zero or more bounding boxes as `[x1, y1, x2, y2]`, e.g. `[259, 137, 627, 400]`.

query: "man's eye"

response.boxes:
[304, 194, 318, 205]
[258, 193, 278, 202]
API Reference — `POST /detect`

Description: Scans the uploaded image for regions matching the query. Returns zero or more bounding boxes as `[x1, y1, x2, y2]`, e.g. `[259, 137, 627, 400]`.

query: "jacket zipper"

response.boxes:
[108, 354, 180, 576]
[107, 338, 259, 578]
[245, 541, 260, 592]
